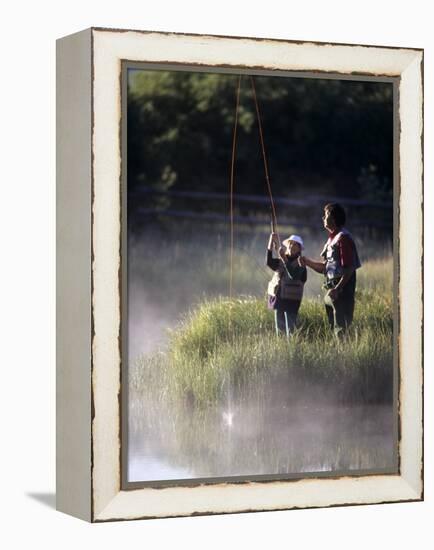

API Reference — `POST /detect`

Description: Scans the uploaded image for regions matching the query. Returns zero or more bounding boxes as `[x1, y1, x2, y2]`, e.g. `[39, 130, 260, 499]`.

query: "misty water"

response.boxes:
[128, 391, 396, 482]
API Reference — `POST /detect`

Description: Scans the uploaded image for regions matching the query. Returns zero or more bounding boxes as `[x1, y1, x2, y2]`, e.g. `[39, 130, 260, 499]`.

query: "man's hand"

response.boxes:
[327, 288, 340, 301]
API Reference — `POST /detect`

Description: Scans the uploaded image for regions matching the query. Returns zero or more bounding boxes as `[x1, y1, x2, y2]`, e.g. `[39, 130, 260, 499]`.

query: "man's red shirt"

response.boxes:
[327, 230, 354, 268]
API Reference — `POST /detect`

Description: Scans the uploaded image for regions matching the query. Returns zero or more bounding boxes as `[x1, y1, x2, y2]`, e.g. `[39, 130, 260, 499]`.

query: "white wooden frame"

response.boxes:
[56, 27, 423, 522]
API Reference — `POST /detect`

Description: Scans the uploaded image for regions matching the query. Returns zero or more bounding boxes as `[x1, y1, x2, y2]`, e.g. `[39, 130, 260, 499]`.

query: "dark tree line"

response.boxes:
[127, 69, 393, 229]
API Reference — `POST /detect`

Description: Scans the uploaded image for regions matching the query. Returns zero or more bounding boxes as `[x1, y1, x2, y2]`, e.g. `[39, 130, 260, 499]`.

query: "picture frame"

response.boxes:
[56, 27, 423, 522]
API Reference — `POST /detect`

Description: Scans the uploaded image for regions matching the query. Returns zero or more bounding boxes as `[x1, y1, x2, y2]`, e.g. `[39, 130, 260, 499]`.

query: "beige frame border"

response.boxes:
[57, 27, 423, 522]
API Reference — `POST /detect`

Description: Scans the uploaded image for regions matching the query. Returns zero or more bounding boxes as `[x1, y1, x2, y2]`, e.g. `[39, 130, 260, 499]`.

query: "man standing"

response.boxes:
[299, 203, 361, 337]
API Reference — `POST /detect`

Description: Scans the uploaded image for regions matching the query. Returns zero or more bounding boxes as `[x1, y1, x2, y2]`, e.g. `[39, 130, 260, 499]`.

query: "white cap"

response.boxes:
[283, 234, 304, 250]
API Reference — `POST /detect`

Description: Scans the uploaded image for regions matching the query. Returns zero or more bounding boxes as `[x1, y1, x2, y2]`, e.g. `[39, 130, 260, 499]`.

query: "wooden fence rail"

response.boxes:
[130, 186, 393, 210]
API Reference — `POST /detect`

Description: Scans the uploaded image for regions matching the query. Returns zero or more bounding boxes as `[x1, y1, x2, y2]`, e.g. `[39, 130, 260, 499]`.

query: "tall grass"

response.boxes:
[131, 283, 393, 408]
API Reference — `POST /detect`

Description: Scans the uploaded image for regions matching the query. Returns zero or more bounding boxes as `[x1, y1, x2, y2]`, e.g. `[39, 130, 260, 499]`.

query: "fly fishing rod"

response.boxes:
[250, 73, 292, 281]
[229, 75, 294, 295]
[270, 211, 292, 279]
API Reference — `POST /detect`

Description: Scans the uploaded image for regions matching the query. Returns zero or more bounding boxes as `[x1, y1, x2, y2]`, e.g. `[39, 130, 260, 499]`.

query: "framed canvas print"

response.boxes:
[56, 27, 423, 522]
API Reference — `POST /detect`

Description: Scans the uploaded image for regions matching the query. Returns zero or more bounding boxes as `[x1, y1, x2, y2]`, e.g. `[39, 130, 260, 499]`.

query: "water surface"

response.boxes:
[128, 390, 396, 482]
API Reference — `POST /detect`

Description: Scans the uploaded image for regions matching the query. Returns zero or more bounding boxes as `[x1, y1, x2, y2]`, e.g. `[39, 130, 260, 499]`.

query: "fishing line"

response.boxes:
[250, 76, 279, 243]
[229, 75, 242, 300]
[250, 76, 292, 279]
[228, 75, 290, 299]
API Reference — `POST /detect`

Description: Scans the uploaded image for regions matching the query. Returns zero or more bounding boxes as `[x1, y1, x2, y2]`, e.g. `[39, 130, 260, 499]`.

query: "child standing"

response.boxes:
[266, 232, 307, 336]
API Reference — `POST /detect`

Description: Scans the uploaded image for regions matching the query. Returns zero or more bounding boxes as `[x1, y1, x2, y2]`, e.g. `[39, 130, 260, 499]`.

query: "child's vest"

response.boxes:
[320, 228, 361, 281]
[267, 259, 305, 301]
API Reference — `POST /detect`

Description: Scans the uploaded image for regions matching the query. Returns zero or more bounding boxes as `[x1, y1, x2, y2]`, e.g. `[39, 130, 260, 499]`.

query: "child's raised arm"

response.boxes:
[267, 232, 279, 251]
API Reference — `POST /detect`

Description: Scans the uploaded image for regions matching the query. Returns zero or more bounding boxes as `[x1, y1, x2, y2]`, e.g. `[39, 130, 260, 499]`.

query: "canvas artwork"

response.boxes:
[123, 65, 397, 486]
[57, 28, 422, 521]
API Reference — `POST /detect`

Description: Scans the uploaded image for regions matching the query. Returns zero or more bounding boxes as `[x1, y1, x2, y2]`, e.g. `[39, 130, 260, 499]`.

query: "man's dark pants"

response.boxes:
[324, 273, 356, 337]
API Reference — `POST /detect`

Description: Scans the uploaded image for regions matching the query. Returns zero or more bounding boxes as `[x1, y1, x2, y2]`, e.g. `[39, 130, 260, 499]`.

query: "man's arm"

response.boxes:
[298, 256, 325, 274]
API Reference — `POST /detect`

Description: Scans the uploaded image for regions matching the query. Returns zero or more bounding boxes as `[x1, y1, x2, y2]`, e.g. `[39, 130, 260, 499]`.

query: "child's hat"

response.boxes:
[283, 234, 304, 250]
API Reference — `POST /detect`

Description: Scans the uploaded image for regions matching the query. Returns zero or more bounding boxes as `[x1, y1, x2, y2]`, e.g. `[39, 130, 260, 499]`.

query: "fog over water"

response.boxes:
[128, 391, 396, 482]
[128, 282, 172, 359]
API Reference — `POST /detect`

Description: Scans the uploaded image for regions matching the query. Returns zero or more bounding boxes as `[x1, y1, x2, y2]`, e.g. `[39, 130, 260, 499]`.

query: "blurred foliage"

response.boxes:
[127, 69, 393, 221]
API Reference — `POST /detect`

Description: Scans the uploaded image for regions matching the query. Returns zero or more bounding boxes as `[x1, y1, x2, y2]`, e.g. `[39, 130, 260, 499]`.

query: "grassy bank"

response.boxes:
[131, 285, 393, 407]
